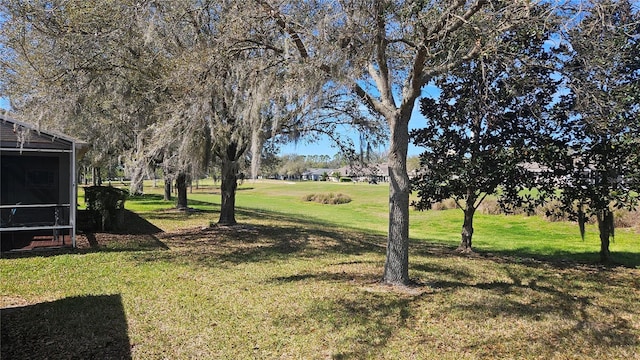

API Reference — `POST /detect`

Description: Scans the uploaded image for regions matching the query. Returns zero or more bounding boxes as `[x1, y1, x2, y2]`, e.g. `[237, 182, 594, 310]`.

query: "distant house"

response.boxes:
[301, 168, 335, 181]
[520, 162, 552, 181]
[1, 113, 88, 251]
[337, 163, 390, 183]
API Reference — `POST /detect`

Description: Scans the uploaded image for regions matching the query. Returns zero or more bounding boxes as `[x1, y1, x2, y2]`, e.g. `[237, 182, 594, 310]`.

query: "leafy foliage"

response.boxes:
[410, 11, 560, 250]
[84, 186, 128, 231]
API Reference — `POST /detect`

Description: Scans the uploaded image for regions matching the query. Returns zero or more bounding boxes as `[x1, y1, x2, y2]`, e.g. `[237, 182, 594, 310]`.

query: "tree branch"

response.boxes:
[254, 0, 309, 59]
[370, 1, 395, 109]
[422, 0, 485, 43]
[418, 38, 483, 85]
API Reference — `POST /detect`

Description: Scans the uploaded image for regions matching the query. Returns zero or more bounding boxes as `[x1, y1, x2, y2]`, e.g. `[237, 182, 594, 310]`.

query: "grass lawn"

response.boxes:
[2, 179, 639, 359]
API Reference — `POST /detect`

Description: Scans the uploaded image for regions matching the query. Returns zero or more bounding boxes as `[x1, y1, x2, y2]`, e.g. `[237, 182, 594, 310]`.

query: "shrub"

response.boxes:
[84, 186, 128, 231]
[478, 199, 504, 215]
[614, 208, 640, 229]
[303, 193, 352, 205]
[339, 177, 353, 182]
[533, 200, 568, 222]
[431, 198, 458, 211]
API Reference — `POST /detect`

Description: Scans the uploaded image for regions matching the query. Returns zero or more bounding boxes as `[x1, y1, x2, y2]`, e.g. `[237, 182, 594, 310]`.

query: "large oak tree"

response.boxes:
[254, 0, 551, 284]
[1, 1, 311, 224]
[0, 1, 160, 193]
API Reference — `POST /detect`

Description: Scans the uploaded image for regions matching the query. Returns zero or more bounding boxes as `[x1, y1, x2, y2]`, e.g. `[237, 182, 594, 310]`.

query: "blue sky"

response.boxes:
[278, 134, 403, 157]
[279, 108, 426, 157]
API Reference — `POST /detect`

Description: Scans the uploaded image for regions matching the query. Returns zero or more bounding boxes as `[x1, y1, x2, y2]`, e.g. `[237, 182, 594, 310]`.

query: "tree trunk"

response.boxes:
[382, 114, 410, 285]
[597, 210, 613, 263]
[250, 128, 263, 181]
[93, 167, 102, 186]
[163, 173, 172, 201]
[152, 165, 157, 188]
[129, 166, 144, 195]
[458, 207, 475, 253]
[458, 192, 477, 253]
[218, 151, 239, 226]
[176, 172, 188, 210]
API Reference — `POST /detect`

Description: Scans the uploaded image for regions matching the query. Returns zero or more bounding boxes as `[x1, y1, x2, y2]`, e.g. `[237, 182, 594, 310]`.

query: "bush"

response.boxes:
[478, 199, 505, 215]
[431, 198, 458, 211]
[339, 177, 353, 182]
[532, 200, 568, 222]
[303, 193, 352, 205]
[614, 208, 640, 229]
[84, 186, 128, 231]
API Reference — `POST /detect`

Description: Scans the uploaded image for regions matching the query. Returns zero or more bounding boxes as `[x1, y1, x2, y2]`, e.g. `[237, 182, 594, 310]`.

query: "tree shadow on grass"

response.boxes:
[146, 220, 386, 268]
[126, 204, 639, 358]
[317, 296, 413, 360]
[266, 242, 639, 358]
[273, 292, 414, 359]
[471, 246, 640, 269]
[126, 206, 368, 269]
[1, 294, 132, 360]
[410, 237, 640, 269]
[271, 267, 383, 285]
[132, 203, 638, 275]
[452, 276, 638, 355]
[124, 193, 167, 204]
[406, 247, 640, 357]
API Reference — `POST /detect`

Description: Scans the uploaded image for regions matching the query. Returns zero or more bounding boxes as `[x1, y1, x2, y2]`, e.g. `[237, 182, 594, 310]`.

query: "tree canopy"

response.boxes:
[546, 0, 640, 263]
[411, 15, 560, 252]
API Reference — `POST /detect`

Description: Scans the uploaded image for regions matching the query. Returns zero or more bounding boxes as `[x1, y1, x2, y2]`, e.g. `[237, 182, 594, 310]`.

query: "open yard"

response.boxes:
[2, 180, 639, 359]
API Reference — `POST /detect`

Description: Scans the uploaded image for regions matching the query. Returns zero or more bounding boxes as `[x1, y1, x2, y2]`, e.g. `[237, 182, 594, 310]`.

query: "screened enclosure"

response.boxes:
[0, 114, 87, 251]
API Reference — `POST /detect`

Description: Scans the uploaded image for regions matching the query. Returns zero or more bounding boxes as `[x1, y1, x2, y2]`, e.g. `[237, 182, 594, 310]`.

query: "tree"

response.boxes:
[549, 0, 640, 263]
[142, 1, 332, 225]
[32, 1, 328, 224]
[0, 1, 312, 224]
[0, 1, 163, 196]
[411, 12, 560, 252]
[255, 0, 548, 284]
[279, 155, 307, 180]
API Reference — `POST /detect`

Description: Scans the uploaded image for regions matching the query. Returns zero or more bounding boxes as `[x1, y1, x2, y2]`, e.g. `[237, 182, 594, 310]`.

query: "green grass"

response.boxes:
[2, 179, 639, 359]
[108, 179, 638, 265]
